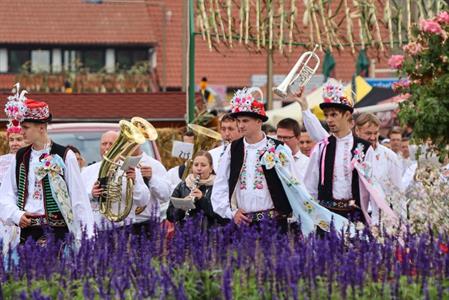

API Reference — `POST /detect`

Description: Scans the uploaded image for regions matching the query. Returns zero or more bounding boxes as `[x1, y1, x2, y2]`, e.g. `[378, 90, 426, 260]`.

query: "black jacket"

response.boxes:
[167, 181, 228, 227]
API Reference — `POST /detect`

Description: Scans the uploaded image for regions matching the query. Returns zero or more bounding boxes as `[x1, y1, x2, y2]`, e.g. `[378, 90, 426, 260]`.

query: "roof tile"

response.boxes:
[0, 92, 188, 122]
[0, 0, 156, 45]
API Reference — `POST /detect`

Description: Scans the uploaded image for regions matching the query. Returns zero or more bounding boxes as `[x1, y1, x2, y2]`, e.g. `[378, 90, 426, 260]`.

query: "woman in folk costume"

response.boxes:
[0, 84, 94, 245]
[0, 116, 26, 253]
[0, 123, 26, 184]
[211, 87, 356, 235]
[298, 80, 399, 227]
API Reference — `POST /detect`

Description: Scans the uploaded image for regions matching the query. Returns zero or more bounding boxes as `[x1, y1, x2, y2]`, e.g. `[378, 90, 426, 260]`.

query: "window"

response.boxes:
[9, 49, 30, 73]
[80, 50, 105, 72]
[31, 50, 51, 72]
[116, 49, 148, 70]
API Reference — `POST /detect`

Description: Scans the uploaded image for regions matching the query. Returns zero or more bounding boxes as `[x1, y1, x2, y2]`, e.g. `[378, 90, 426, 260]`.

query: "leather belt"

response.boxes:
[29, 215, 66, 227]
[320, 199, 359, 212]
[244, 209, 288, 223]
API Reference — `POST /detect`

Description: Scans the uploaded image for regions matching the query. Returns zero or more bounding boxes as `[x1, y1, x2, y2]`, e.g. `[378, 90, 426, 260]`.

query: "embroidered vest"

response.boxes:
[229, 137, 292, 215]
[317, 135, 371, 207]
[15, 143, 69, 227]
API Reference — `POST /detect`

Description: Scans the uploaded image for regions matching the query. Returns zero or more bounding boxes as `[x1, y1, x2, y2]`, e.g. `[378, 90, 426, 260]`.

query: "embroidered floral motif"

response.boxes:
[254, 150, 265, 189]
[352, 143, 372, 179]
[33, 180, 43, 201]
[35, 154, 75, 231]
[239, 152, 248, 190]
[35, 153, 64, 178]
[353, 143, 366, 163]
[239, 148, 266, 190]
[318, 220, 330, 231]
[303, 201, 314, 214]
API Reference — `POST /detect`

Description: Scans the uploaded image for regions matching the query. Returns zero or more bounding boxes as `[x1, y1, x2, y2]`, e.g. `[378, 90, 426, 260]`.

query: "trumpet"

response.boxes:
[188, 175, 201, 200]
[273, 45, 320, 98]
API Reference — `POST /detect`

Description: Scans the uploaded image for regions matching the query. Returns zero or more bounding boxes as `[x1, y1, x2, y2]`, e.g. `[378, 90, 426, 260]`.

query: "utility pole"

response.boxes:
[181, 0, 187, 92]
[187, 0, 196, 123]
[266, 49, 274, 110]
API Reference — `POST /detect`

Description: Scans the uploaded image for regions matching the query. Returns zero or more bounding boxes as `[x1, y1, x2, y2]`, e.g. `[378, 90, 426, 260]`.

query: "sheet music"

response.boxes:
[170, 197, 196, 211]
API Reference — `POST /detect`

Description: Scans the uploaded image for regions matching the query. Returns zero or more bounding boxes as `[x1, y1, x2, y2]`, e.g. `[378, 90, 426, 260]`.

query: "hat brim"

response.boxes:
[230, 111, 268, 122]
[319, 102, 354, 113]
[22, 114, 53, 124]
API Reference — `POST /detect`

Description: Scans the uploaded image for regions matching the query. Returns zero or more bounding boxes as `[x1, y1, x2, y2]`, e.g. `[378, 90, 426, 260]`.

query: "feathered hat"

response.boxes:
[230, 87, 268, 122]
[319, 79, 354, 113]
[4, 83, 52, 133]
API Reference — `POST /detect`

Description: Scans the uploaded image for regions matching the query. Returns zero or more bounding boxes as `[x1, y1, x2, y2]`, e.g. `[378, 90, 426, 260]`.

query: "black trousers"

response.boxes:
[249, 218, 288, 234]
[20, 226, 69, 244]
[131, 220, 152, 236]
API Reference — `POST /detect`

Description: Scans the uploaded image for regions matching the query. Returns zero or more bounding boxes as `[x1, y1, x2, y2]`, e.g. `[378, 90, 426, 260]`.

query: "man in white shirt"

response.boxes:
[354, 114, 404, 207]
[211, 87, 297, 232]
[81, 131, 150, 230]
[0, 90, 94, 243]
[299, 129, 316, 157]
[131, 147, 171, 233]
[209, 113, 241, 172]
[276, 118, 309, 182]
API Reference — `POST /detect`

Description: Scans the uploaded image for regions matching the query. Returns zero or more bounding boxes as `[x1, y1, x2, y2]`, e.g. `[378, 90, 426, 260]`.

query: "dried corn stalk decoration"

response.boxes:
[194, 0, 448, 53]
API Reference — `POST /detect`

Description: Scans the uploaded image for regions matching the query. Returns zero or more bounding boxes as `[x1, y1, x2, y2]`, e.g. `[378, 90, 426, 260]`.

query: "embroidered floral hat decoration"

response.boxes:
[319, 79, 354, 113]
[4, 83, 52, 133]
[230, 87, 268, 122]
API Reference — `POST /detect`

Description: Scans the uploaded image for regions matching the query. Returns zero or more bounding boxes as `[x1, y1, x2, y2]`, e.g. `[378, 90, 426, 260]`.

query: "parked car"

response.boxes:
[47, 123, 161, 165]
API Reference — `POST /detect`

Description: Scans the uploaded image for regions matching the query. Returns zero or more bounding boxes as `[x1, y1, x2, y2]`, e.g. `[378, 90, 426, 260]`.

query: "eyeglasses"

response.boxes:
[277, 135, 296, 141]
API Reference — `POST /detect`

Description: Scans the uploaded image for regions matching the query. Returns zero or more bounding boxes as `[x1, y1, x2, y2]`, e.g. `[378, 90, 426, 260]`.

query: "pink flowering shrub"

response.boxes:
[388, 55, 405, 69]
[391, 11, 449, 159]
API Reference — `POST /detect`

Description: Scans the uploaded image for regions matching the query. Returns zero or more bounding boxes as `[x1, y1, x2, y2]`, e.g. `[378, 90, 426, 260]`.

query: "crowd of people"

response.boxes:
[0, 80, 446, 249]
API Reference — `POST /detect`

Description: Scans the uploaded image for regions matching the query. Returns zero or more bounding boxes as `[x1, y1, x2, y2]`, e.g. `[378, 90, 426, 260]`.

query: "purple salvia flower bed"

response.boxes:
[0, 216, 448, 299]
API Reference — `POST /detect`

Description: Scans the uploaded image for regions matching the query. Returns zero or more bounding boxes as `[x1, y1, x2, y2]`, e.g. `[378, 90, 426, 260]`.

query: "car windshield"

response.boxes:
[48, 131, 155, 165]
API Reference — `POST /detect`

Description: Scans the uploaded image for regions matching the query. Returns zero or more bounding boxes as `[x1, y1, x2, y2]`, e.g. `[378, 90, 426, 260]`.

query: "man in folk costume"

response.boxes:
[299, 81, 398, 226]
[0, 85, 94, 244]
[211, 88, 293, 232]
[297, 82, 405, 221]
[211, 88, 355, 235]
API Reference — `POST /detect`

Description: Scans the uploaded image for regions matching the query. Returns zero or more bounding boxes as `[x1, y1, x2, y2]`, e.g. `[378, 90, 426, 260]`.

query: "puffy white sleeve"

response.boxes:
[211, 145, 235, 219]
[146, 159, 171, 206]
[80, 163, 99, 201]
[166, 166, 182, 194]
[302, 110, 329, 142]
[303, 143, 320, 200]
[362, 147, 379, 225]
[64, 150, 95, 238]
[388, 151, 404, 193]
[0, 157, 24, 225]
[131, 168, 150, 208]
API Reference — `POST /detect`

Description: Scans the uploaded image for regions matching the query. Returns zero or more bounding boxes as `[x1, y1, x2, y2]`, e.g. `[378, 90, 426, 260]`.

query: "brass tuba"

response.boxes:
[273, 45, 320, 98]
[181, 123, 222, 180]
[97, 117, 158, 222]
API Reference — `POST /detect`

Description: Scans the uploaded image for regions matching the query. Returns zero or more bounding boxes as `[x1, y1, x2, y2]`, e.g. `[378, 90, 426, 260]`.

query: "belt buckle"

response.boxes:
[256, 212, 264, 221]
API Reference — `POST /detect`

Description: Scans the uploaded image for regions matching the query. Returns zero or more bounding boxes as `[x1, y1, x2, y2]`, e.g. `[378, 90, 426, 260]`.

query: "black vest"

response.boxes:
[229, 137, 292, 215]
[317, 135, 371, 206]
